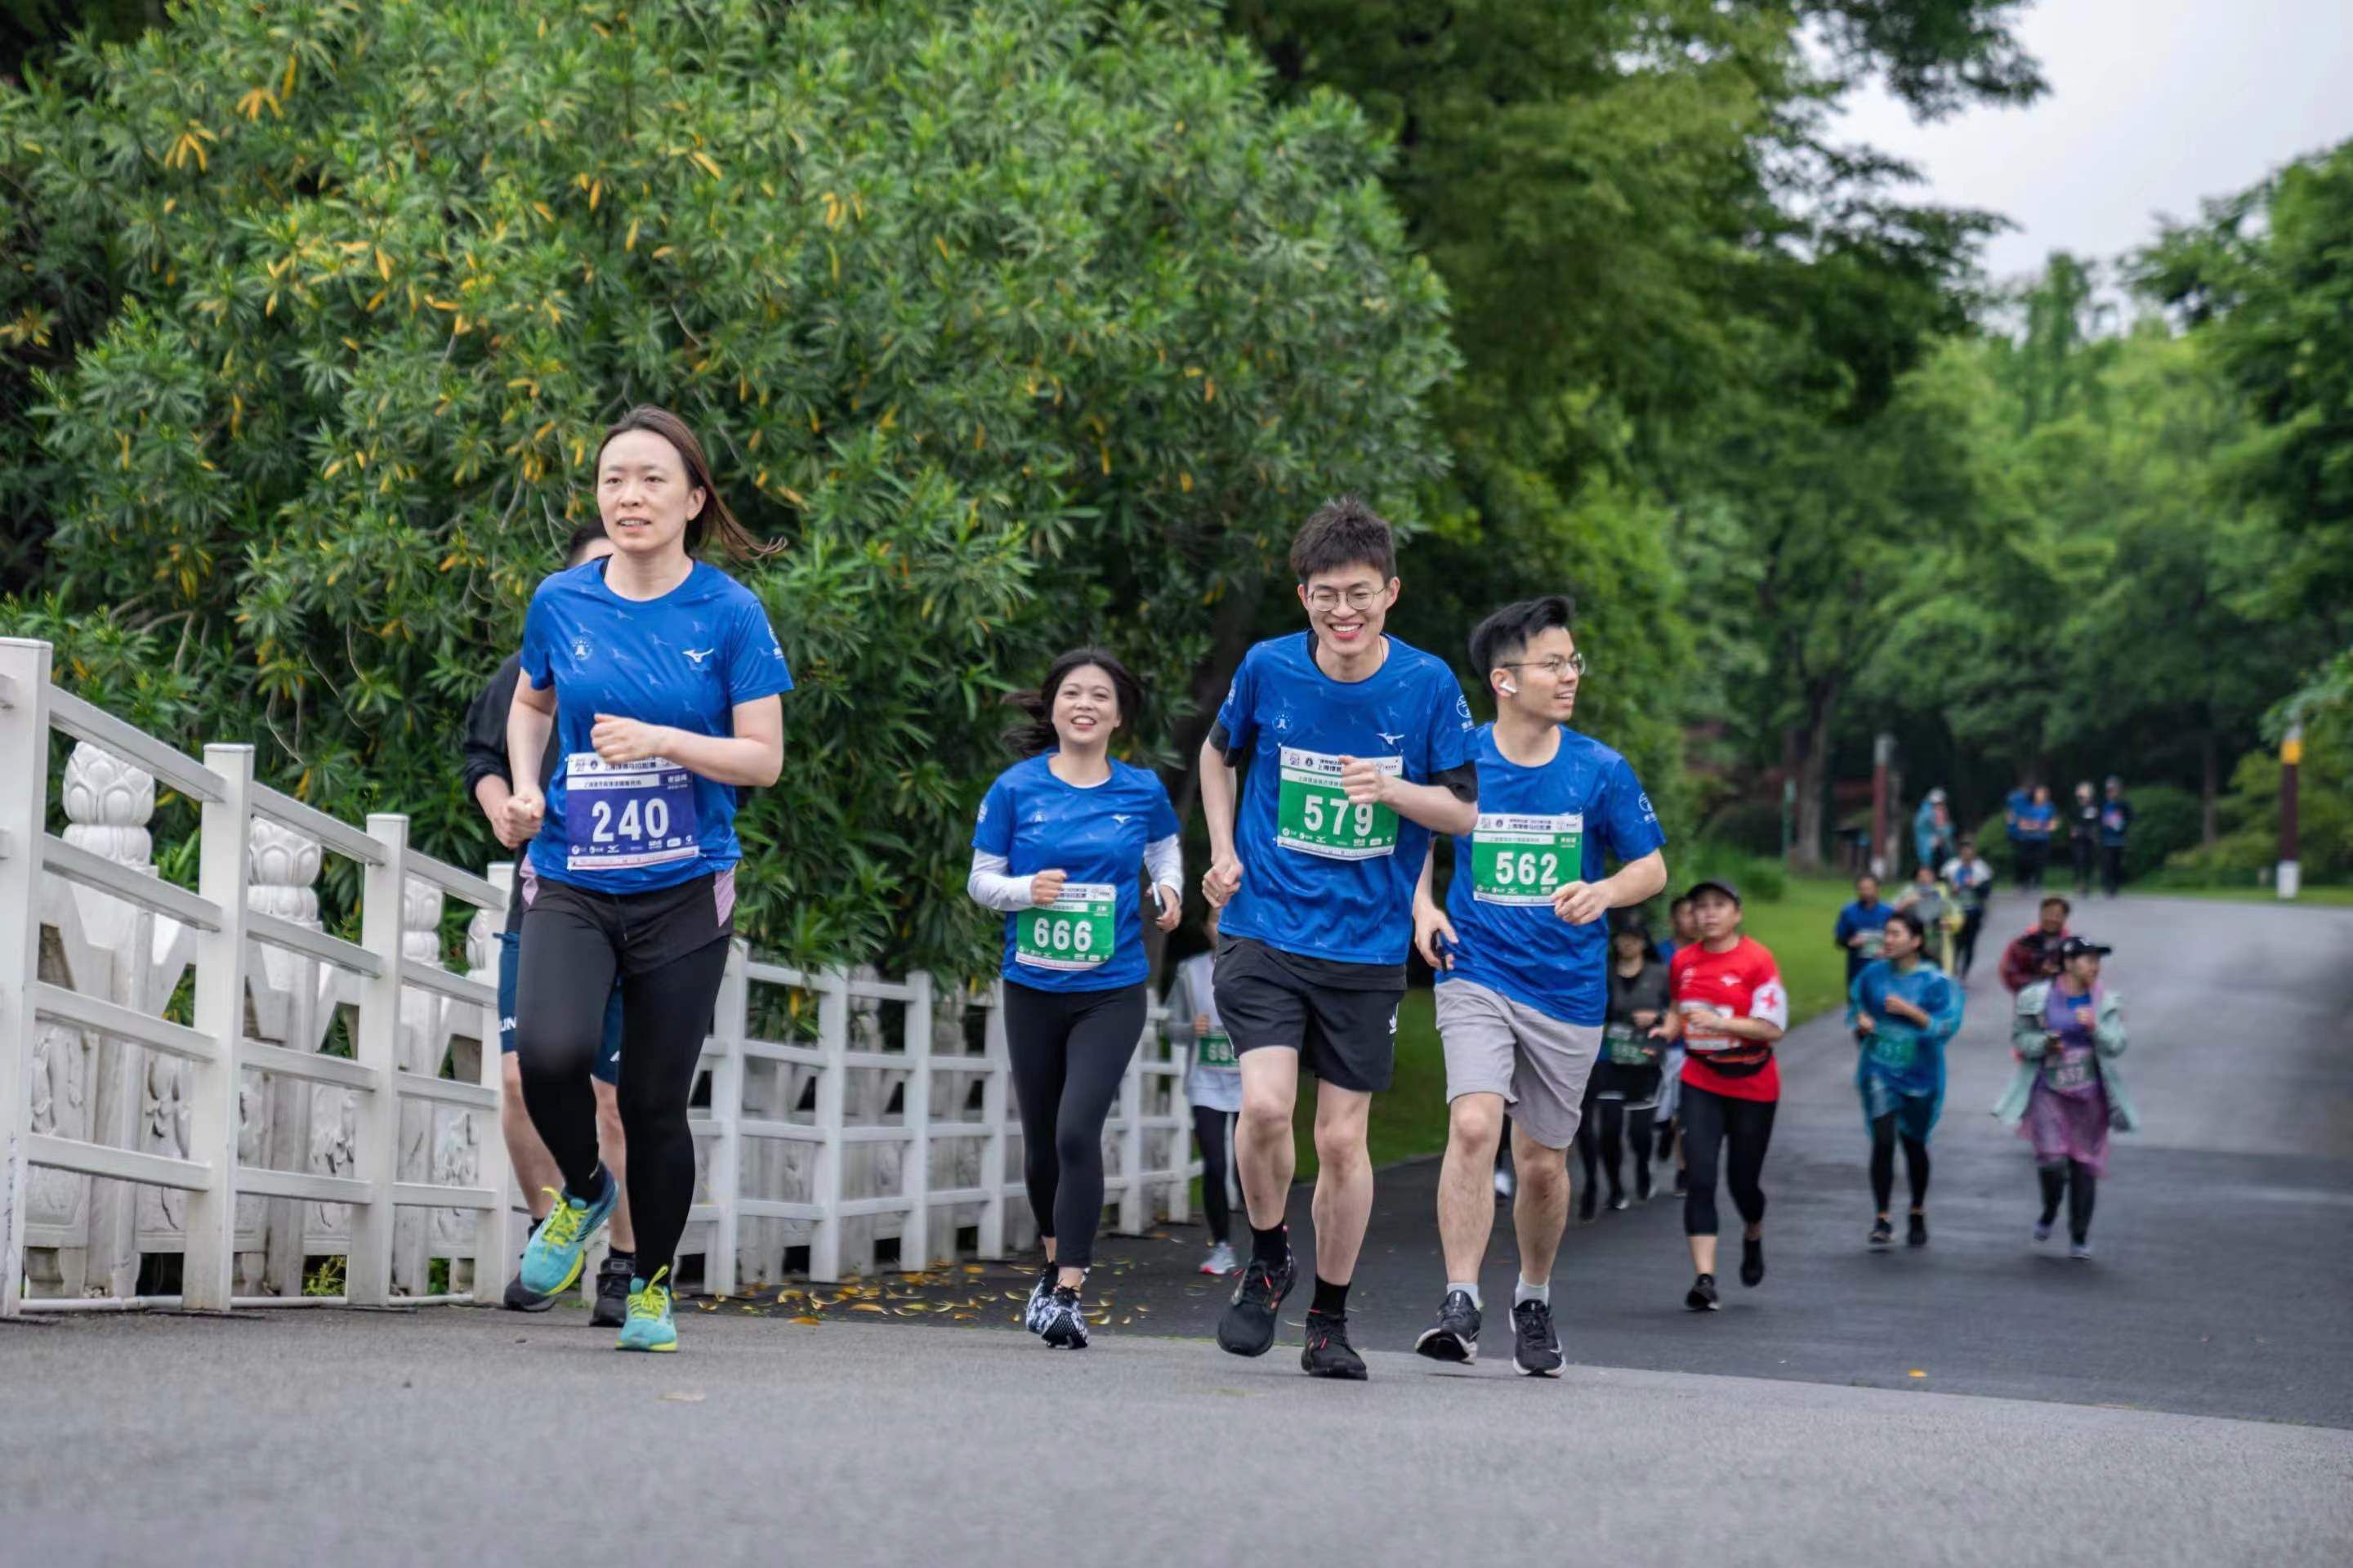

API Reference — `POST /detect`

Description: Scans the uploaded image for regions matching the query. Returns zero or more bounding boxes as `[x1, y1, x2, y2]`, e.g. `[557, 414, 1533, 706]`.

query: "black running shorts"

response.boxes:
[1212, 936, 1403, 1094]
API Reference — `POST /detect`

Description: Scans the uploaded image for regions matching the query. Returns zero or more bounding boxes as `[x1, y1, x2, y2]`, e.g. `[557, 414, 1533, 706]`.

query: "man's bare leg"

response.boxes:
[1310, 1085, 1375, 1285]
[1435, 1092, 1506, 1282]
[500, 1053, 561, 1224]
[592, 1078, 635, 1254]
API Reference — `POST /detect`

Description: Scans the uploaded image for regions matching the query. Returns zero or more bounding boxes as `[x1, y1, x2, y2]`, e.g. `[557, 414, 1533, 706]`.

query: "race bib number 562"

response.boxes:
[1471, 812, 1583, 905]
[1277, 748, 1402, 860]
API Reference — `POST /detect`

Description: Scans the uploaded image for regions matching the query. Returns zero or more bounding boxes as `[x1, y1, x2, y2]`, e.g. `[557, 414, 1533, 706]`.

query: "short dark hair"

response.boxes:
[2040, 895, 2071, 914]
[1000, 646, 1145, 759]
[1885, 909, 1930, 947]
[1856, 872, 1880, 887]
[1468, 595, 1576, 680]
[1669, 896, 1693, 914]
[564, 520, 609, 565]
[1289, 495, 1395, 582]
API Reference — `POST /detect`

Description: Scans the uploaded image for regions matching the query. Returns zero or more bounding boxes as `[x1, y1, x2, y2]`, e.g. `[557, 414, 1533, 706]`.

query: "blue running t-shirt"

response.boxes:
[1437, 724, 1665, 1025]
[973, 754, 1181, 992]
[1213, 633, 1476, 967]
[520, 558, 793, 894]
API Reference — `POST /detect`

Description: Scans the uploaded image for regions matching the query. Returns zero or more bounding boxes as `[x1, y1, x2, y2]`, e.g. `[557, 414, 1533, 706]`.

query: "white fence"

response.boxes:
[0, 637, 1202, 1316]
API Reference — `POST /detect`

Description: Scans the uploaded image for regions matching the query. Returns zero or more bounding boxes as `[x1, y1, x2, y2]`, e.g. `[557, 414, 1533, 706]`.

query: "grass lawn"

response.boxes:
[2134, 882, 2353, 907]
[1293, 876, 1858, 1176]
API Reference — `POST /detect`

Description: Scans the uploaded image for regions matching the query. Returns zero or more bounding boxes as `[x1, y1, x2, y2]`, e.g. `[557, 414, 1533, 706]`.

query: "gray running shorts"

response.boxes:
[1434, 978, 1601, 1150]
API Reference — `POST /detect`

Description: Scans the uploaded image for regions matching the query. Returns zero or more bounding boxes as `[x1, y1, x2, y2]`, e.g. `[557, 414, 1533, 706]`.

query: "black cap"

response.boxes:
[1684, 878, 1741, 907]
[1610, 909, 1652, 940]
[2057, 936, 2111, 960]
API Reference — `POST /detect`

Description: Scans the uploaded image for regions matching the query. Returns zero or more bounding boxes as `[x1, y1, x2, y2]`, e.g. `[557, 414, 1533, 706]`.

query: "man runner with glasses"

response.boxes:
[1200, 496, 1478, 1379]
[1411, 596, 1666, 1374]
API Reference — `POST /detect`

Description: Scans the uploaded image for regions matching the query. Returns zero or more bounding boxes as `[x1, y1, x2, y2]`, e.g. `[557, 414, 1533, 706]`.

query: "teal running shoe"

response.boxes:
[517, 1177, 617, 1298]
[616, 1266, 677, 1352]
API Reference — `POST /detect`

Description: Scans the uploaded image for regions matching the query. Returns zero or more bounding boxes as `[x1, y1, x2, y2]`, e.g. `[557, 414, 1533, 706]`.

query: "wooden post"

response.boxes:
[809, 968, 848, 1283]
[180, 744, 255, 1311]
[347, 813, 409, 1306]
[977, 986, 1007, 1260]
[0, 639, 55, 1320]
[703, 940, 748, 1298]
[901, 971, 933, 1271]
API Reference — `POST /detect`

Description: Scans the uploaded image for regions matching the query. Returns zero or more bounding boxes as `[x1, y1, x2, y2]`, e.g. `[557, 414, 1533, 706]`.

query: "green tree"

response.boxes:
[0, 0, 1455, 970]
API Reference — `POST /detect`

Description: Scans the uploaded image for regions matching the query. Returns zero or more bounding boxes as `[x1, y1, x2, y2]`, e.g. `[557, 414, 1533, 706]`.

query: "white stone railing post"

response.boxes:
[808, 969, 849, 1282]
[0, 639, 56, 1319]
[1116, 1034, 1147, 1237]
[977, 987, 1008, 1259]
[902, 971, 934, 1270]
[251, 818, 324, 1298]
[181, 744, 256, 1312]
[346, 813, 409, 1307]
[703, 940, 748, 1298]
[392, 873, 444, 1294]
[469, 862, 516, 1303]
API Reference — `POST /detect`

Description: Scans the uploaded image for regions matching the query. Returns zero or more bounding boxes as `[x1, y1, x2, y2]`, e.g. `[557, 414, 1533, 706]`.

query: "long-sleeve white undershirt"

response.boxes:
[967, 836, 1183, 914]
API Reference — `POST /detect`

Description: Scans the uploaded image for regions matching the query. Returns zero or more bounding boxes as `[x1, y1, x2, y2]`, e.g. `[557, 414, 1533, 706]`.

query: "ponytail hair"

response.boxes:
[595, 405, 778, 560]
[1000, 647, 1145, 759]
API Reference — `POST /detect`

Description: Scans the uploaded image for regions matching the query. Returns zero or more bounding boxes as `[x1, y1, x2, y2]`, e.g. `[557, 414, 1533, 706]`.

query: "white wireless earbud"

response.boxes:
[1500, 678, 1519, 695]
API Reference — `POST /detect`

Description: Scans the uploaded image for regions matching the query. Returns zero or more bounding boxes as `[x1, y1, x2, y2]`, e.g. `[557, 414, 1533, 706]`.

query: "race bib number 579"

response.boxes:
[1277, 748, 1401, 860]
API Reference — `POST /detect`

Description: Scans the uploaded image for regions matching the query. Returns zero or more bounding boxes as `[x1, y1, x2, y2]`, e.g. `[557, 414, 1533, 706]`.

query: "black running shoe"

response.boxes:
[590, 1253, 633, 1328]
[1908, 1213, 1929, 1248]
[1023, 1261, 1057, 1335]
[1739, 1236, 1765, 1288]
[502, 1267, 558, 1313]
[1412, 1289, 1481, 1364]
[1510, 1298, 1563, 1378]
[1216, 1251, 1295, 1357]
[1040, 1285, 1090, 1349]
[1685, 1272, 1720, 1311]
[1609, 1187, 1630, 1213]
[1869, 1218, 1894, 1250]
[1577, 1186, 1598, 1223]
[1300, 1310, 1367, 1380]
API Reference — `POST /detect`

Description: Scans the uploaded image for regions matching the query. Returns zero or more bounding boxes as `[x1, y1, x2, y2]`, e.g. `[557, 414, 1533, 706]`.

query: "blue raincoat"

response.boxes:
[1847, 958, 1964, 1140]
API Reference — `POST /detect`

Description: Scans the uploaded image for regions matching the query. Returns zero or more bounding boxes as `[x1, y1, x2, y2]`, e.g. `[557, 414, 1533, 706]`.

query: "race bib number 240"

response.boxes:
[564, 753, 700, 873]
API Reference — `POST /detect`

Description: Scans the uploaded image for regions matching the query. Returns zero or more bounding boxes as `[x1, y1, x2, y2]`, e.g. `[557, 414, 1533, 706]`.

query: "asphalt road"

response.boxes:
[5, 890, 2350, 1566]
[736, 887, 2353, 1428]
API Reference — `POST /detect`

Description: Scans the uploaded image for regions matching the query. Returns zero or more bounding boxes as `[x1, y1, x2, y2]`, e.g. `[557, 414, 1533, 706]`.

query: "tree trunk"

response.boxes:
[1788, 677, 1839, 873]
[2200, 728, 2220, 847]
[1163, 573, 1270, 828]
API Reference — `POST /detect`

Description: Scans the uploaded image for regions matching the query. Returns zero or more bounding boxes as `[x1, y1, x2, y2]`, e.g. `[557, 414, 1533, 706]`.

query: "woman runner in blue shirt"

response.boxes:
[1847, 909, 1963, 1249]
[968, 649, 1182, 1349]
[502, 407, 792, 1351]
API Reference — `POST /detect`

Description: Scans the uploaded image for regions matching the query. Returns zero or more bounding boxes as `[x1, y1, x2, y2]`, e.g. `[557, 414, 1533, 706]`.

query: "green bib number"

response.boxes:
[1196, 1030, 1237, 1069]
[1605, 1021, 1655, 1067]
[1277, 748, 1401, 861]
[1015, 882, 1116, 972]
[1866, 1030, 1917, 1070]
[1471, 812, 1583, 905]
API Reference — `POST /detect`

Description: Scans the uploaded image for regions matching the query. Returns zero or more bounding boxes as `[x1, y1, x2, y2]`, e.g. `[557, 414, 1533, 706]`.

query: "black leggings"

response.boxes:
[2016, 840, 2047, 890]
[2101, 844, 2126, 897]
[1681, 1083, 1776, 1237]
[2038, 1160, 2098, 1244]
[1955, 909, 1985, 977]
[1575, 1094, 1654, 1199]
[514, 881, 731, 1287]
[1003, 980, 1145, 1269]
[1191, 1105, 1235, 1244]
[1869, 1112, 1931, 1214]
[2071, 837, 2096, 894]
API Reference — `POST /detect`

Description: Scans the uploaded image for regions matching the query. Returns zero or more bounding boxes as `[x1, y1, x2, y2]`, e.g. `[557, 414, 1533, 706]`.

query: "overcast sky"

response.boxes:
[1835, 0, 2352, 286]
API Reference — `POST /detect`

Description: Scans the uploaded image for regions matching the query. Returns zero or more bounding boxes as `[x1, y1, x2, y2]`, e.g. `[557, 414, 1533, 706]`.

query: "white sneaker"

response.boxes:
[1200, 1240, 1239, 1276]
